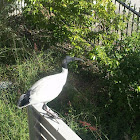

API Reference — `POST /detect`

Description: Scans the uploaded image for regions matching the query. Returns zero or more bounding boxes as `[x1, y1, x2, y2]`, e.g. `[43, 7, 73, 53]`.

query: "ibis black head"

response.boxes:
[62, 56, 84, 69]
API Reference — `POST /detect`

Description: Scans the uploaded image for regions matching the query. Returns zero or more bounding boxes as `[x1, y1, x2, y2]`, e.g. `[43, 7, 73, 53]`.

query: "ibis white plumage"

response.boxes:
[17, 56, 83, 113]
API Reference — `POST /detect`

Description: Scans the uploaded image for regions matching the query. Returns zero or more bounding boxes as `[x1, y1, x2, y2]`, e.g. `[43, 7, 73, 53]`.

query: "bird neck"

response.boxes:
[60, 68, 68, 85]
[62, 68, 68, 76]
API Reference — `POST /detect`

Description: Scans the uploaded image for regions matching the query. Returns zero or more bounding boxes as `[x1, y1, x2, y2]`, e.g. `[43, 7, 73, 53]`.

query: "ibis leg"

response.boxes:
[42, 104, 59, 119]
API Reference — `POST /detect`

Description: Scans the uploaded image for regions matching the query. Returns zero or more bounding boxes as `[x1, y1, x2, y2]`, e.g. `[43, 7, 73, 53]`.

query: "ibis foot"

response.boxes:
[42, 104, 60, 119]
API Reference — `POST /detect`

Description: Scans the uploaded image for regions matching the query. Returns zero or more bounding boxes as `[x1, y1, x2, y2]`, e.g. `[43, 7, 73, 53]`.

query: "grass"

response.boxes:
[0, 89, 29, 140]
[0, 45, 60, 140]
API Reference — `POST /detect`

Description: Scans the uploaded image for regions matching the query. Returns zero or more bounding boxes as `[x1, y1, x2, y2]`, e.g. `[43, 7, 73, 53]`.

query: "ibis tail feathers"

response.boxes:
[17, 90, 30, 109]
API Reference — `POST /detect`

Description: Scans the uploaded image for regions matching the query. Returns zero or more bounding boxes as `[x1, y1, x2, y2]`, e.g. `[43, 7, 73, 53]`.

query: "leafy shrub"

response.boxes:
[22, 0, 125, 55]
[93, 32, 140, 139]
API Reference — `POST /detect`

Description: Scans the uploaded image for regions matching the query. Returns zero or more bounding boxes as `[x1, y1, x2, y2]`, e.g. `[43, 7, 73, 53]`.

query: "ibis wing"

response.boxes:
[29, 74, 66, 104]
[18, 69, 68, 107]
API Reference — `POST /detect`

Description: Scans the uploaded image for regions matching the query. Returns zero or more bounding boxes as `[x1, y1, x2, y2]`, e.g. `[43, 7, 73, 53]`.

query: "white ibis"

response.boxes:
[17, 56, 83, 117]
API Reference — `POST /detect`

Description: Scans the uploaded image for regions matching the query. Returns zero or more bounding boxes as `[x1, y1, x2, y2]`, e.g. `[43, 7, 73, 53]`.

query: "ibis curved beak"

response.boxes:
[73, 57, 85, 62]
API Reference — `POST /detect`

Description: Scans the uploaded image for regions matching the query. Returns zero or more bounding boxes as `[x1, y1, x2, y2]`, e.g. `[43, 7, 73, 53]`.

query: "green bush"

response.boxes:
[93, 32, 140, 139]
[22, 0, 125, 55]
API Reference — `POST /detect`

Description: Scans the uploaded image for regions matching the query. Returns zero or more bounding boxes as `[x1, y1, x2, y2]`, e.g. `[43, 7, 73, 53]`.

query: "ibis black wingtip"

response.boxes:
[17, 90, 31, 109]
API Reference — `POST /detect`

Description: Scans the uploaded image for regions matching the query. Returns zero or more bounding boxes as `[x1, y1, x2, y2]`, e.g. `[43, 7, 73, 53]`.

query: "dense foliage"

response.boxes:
[95, 32, 140, 139]
[23, 0, 124, 54]
[0, 0, 140, 139]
